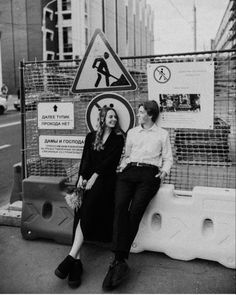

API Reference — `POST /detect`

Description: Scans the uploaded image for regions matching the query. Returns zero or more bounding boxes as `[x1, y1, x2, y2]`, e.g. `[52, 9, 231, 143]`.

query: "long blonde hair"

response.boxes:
[93, 106, 123, 151]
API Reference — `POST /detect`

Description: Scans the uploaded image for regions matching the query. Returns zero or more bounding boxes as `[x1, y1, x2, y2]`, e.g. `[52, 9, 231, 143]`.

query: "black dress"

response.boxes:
[73, 130, 124, 243]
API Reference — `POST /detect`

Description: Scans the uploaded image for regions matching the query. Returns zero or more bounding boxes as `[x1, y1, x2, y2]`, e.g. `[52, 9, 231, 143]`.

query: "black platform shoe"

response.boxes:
[102, 259, 130, 290]
[68, 259, 83, 288]
[54, 255, 75, 279]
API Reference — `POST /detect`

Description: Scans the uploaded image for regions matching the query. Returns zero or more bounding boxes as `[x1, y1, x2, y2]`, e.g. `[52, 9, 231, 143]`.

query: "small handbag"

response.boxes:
[65, 187, 85, 210]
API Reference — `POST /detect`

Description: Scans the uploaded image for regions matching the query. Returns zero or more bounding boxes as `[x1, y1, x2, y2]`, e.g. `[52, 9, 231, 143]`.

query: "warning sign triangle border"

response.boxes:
[71, 29, 137, 94]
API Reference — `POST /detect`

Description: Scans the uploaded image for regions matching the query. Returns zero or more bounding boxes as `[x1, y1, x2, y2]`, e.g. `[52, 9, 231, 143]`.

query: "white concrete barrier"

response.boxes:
[131, 184, 235, 269]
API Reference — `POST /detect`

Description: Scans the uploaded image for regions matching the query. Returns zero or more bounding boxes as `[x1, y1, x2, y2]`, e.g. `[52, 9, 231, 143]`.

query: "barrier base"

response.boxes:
[21, 176, 73, 245]
[131, 184, 235, 269]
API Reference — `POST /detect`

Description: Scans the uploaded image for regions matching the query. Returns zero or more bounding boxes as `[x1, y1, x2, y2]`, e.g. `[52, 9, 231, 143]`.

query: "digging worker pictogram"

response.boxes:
[71, 29, 137, 93]
[92, 52, 111, 87]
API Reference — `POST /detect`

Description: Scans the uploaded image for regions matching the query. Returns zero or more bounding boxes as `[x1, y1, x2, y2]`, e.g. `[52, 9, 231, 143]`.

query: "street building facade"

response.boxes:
[211, 0, 236, 50]
[0, 0, 54, 92]
[0, 0, 154, 93]
[45, 0, 154, 60]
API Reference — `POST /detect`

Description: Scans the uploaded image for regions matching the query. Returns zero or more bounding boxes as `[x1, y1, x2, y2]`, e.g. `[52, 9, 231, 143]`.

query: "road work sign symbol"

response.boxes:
[85, 93, 135, 133]
[154, 65, 171, 83]
[71, 29, 137, 93]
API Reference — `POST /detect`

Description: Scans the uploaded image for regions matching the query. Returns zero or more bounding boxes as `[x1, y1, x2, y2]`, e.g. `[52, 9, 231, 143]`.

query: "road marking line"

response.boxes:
[0, 121, 20, 128]
[0, 144, 11, 150]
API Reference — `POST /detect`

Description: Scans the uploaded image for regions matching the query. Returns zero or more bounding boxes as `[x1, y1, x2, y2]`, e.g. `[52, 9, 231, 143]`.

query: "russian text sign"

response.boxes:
[38, 102, 74, 129]
[147, 61, 214, 129]
[39, 135, 85, 159]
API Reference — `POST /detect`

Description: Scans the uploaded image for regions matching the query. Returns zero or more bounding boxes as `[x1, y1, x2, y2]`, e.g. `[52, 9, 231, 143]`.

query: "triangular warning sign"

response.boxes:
[71, 29, 137, 93]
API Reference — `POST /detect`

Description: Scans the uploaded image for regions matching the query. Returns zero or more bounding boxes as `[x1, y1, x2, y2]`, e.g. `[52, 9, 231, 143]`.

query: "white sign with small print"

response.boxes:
[38, 102, 74, 129]
[39, 135, 85, 159]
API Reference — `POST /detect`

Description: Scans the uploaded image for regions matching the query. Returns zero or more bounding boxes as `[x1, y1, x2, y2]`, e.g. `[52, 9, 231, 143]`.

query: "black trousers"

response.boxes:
[112, 165, 161, 259]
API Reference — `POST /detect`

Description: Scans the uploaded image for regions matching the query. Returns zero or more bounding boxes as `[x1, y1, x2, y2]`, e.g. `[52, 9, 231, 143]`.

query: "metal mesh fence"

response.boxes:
[21, 50, 236, 190]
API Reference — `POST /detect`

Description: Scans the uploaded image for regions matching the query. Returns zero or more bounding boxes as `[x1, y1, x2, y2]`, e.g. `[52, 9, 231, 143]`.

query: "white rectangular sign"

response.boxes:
[39, 135, 85, 159]
[38, 102, 74, 129]
[147, 61, 214, 129]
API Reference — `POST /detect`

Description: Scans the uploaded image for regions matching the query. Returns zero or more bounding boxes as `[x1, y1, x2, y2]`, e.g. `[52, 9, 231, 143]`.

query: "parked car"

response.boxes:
[13, 89, 20, 111]
[0, 94, 8, 115]
[14, 98, 20, 111]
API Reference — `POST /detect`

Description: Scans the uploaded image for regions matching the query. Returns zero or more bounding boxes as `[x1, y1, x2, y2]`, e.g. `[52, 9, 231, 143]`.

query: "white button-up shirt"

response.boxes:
[124, 123, 173, 175]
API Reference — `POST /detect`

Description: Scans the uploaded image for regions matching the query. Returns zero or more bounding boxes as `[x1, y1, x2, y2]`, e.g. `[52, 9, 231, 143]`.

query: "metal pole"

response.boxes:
[19, 61, 26, 179]
[115, 0, 118, 53]
[119, 48, 236, 60]
[134, 14, 136, 56]
[10, 0, 17, 88]
[102, 0, 105, 33]
[193, 2, 197, 51]
[22, 49, 236, 64]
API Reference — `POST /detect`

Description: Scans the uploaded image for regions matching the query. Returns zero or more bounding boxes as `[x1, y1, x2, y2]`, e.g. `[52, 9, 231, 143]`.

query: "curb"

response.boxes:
[0, 201, 22, 227]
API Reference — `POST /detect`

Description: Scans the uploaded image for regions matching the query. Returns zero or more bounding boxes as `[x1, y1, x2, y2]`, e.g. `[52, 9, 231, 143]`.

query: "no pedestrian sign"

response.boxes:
[85, 93, 135, 133]
[37, 102, 74, 129]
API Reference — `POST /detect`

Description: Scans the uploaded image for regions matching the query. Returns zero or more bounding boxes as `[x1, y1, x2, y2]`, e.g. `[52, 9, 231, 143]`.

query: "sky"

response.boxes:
[146, 0, 229, 54]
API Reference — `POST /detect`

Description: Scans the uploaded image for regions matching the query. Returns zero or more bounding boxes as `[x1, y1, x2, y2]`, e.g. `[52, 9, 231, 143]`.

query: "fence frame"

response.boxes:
[20, 49, 236, 189]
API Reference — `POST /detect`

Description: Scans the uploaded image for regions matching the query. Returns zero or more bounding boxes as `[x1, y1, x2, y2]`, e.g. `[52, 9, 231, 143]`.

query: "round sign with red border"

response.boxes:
[154, 65, 171, 83]
[85, 93, 135, 133]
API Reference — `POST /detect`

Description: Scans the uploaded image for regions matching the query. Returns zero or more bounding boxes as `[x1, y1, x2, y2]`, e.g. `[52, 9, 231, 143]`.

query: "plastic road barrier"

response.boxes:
[21, 176, 73, 245]
[131, 184, 235, 269]
[21, 176, 235, 268]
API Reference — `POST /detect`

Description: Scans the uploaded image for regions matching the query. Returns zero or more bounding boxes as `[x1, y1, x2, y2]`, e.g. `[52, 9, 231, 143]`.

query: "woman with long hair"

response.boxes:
[54, 106, 125, 288]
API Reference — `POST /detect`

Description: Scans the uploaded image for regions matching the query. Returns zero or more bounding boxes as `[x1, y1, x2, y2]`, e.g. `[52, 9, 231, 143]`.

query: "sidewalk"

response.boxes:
[0, 223, 235, 294]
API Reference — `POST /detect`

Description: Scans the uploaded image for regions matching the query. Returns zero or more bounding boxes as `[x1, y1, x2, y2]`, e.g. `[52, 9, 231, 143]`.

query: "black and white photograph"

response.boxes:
[159, 93, 201, 112]
[0, 0, 235, 294]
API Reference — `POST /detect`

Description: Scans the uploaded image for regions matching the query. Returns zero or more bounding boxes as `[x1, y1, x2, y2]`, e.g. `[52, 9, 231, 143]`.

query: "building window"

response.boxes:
[47, 53, 54, 60]
[62, 0, 71, 11]
[63, 27, 72, 52]
[63, 13, 71, 20]
[45, 10, 53, 21]
[46, 30, 54, 41]
[64, 55, 73, 60]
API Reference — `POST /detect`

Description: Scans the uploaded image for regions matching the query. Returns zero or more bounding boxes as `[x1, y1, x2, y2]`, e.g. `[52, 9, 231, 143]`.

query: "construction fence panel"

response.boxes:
[21, 50, 236, 190]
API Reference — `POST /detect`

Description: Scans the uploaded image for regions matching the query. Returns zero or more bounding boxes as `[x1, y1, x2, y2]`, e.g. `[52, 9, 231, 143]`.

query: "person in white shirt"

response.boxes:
[102, 100, 173, 290]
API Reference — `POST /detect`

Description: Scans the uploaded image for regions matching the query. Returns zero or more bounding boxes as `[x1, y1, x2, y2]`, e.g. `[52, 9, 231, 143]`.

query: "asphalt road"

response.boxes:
[0, 108, 21, 206]
[0, 226, 235, 294]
